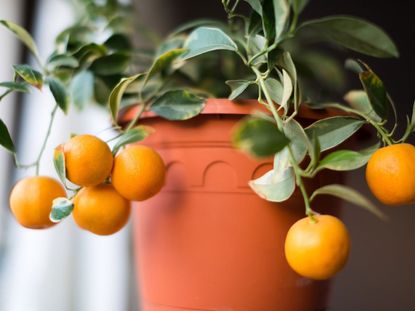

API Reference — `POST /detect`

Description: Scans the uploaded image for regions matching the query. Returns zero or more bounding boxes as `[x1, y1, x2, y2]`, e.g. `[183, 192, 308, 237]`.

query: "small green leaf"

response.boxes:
[279, 69, 293, 111]
[13, 64, 43, 89]
[182, 27, 238, 60]
[244, 0, 263, 16]
[298, 16, 399, 58]
[276, 52, 298, 109]
[310, 184, 387, 220]
[104, 33, 132, 51]
[0, 118, 15, 153]
[250, 167, 296, 202]
[0, 81, 30, 93]
[112, 126, 154, 155]
[359, 65, 389, 120]
[309, 131, 321, 170]
[50, 197, 74, 223]
[316, 143, 379, 173]
[344, 90, 381, 122]
[157, 36, 186, 56]
[273, 0, 290, 39]
[90, 53, 130, 76]
[47, 54, 79, 70]
[233, 117, 290, 158]
[53, 144, 67, 186]
[305, 116, 364, 151]
[264, 78, 283, 103]
[284, 118, 309, 163]
[72, 43, 107, 65]
[47, 77, 69, 114]
[144, 48, 186, 87]
[151, 90, 206, 120]
[108, 74, 144, 123]
[226, 80, 254, 100]
[70, 70, 94, 110]
[0, 20, 40, 60]
[169, 19, 226, 37]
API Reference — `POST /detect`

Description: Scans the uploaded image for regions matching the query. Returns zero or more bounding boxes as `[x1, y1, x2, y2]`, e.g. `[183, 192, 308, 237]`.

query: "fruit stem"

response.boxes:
[35, 105, 59, 175]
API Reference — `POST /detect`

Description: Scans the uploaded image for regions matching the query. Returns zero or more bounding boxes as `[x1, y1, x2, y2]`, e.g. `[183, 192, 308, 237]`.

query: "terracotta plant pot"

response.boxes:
[121, 99, 343, 311]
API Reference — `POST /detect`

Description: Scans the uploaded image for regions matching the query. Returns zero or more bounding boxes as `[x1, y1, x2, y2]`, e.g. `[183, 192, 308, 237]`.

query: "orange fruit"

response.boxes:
[63, 134, 113, 187]
[366, 143, 415, 206]
[73, 183, 130, 235]
[9, 176, 66, 229]
[112, 145, 165, 201]
[284, 215, 350, 280]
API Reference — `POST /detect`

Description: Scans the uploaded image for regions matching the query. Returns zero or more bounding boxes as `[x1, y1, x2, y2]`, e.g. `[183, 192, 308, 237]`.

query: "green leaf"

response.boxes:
[233, 117, 290, 158]
[276, 52, 298, 108]
[244, 0, 263, 16]
[72, 43, 107, 65]
[316, 143, 379, 173]
[112, 126, 154, 155]
[359, 65, 389, 120]
[70, 70, 94, 110]
[104, 33, 132, 51]
[182, 27, 238, 60]
[290, 0, 309, 14]
[305, 116, 364, 151]
[280, 69, 293, 111]
[344, 90, 381, 122]
[50, 197, 74, 223]
[250, 148, 296, 202]
[0, 20, 40, 60]
[298, 16, 399, 58]
[0, 81, 30, 93]
[47, 77, 69, 114]
[90, 53, 130, 76]
[13, 64, 43, 89]
[0, 119, 15, 153]
[108, 74, 143, 123]
[247, 34, 267, 65]
[53, 144, 67, 186]
[47, 54, 79, 70]
[284, 118, 309, 163]
[309, 131, 321, 170]
[273, 0, 290, 39]
[226, 80, 254, 100]
[310, 184, 386, 220]
[169, 19, 226, 37]
[250, 167, 296, 202]
[144, 48, 186, 87]
[151, 90, 206, 120]
[264, 78, 283, 103]
[157, 36, 186, 56]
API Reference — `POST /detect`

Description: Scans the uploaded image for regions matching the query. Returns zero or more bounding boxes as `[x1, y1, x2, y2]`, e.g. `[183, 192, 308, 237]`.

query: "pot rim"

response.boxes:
[118, 98, 344, 125]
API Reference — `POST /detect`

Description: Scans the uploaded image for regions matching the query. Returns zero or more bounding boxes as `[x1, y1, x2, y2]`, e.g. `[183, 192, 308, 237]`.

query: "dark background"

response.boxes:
[136, 1, 415, 310]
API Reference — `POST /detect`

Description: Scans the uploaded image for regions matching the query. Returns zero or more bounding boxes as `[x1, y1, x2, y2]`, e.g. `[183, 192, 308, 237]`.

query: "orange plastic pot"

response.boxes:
[120, 99, 343, 311]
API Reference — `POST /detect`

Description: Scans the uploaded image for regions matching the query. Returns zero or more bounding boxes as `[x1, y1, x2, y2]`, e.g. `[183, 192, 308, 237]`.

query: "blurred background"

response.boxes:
[1, 0, 414, 310]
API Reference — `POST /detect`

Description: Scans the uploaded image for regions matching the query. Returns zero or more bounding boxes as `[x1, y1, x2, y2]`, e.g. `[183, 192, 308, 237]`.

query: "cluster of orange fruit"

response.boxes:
[9, 134, 166, 235]
[284, 143, 415, 280]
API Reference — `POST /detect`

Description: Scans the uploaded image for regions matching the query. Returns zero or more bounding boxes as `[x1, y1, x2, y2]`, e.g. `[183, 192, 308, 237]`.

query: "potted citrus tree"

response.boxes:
[1, 0, 413, 310]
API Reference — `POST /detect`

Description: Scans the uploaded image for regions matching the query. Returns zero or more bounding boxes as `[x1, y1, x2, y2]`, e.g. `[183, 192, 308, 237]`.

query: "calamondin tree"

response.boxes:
[1, 0, 414, 279]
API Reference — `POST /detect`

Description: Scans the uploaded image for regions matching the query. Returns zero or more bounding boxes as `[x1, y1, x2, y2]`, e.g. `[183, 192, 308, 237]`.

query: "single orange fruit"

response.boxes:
[366, 143, 415, 206]
[9, 176, 66, 229]
[112, 145, 165, 201]
[284, 215, 350, 280]
[63, 134, 113, 187]
[73, 183, 130, 235]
